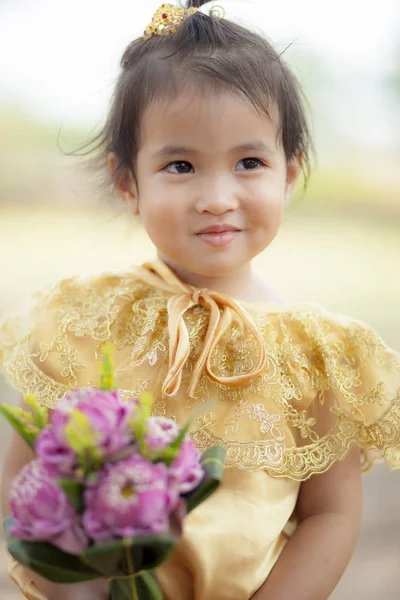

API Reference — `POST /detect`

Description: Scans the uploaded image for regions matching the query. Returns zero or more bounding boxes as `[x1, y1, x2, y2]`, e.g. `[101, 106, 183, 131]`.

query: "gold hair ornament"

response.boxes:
[143, 3, 226, 40]
[143, 4, 199, 40]
[208, 5, 225, 18]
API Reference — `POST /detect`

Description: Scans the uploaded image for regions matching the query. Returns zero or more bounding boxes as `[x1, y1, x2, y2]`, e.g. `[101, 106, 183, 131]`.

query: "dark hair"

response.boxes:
[69, 0, 315, 200]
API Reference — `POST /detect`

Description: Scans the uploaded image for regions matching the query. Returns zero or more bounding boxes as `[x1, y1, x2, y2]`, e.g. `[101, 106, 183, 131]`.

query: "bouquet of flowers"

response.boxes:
[1, 343, 225, 599]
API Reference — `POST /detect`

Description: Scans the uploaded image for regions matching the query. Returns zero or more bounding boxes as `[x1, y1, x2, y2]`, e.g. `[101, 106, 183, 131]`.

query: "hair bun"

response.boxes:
[186, 0, 210, 8]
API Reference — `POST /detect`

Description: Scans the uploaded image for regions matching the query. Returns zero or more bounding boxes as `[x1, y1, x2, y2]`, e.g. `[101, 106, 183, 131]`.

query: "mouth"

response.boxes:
[196, 225, 242, 248]
[197, 224, 241, 235]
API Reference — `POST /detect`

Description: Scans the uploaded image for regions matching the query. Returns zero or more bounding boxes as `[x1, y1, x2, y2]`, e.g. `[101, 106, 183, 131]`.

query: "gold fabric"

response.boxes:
[1, 259, 400, 600]
[8, 558, 47, 600]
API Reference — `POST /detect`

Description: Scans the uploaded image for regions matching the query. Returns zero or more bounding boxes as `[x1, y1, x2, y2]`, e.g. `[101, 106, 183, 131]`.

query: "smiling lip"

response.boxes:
[197, 224, 241, 234]
[196, 225, 241, 247]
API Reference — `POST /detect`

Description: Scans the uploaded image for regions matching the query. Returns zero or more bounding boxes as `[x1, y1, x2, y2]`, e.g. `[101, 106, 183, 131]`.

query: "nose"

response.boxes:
[194, 175, 240, 215]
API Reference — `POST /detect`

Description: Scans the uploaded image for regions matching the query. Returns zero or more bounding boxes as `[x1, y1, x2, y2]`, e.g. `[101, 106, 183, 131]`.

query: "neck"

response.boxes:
[157, 255, 259, 300]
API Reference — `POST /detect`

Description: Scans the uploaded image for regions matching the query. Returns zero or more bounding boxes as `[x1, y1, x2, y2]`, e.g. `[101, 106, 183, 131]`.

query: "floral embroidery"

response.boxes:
[248, 404, 284, 439]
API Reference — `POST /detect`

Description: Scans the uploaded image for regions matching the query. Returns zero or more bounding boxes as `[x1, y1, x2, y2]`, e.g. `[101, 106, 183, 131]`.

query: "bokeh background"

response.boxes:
[0, 0, 399, 598]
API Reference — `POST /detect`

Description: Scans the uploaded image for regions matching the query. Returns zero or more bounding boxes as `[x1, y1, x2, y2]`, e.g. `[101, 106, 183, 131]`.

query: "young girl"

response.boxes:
[1, 2, 399, 599]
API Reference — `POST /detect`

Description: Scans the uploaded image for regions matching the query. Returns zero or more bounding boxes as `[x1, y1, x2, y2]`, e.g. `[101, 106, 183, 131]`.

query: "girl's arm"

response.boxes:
[1, 400, 109, 600]
[251, 445, 363, 600]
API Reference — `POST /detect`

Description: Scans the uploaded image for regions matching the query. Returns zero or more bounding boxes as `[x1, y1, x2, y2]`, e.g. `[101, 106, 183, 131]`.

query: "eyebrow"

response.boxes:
[232, 141, 276, 156]
[151, 140, 276, 160]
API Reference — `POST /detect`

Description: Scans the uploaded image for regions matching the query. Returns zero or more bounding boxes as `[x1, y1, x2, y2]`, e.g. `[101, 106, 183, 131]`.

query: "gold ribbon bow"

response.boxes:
[133, 260, 267, 398]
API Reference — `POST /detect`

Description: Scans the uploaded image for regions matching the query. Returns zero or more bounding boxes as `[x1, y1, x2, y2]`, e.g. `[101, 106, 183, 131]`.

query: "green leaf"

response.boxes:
[64, 409, 103, 473]
[24, 394, 49, 429]
[109, 577, 138, 600]
[81, 534, 178, 578]
[80, 539, 124, 576]
[99, 342, 116, 391]
[137, 570, 163, 600]
[3, 517, 100, 583]
[184, 445, 225, 514]
[0, 404, 38, 449]
[109, 570, 163, 600]
[129, 393, 154, 457]
[57, 479, 85, 513]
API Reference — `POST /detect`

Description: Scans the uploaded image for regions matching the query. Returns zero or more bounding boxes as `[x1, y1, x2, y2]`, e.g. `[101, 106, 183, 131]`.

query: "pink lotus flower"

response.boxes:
[59, 388, 136, 457]
[9, 460, 88, 555]
[35, 411, 78, 477]
[144, 416, 204, 494]
[170, 439, 204, 494]
[82, 453, 175, 542]
[36, 388, 136, 477]
[145, 416, 180, 450]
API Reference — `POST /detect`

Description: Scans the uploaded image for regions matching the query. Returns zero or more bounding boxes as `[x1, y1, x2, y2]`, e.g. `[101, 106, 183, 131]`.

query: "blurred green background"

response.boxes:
[0, 0, 400, 598]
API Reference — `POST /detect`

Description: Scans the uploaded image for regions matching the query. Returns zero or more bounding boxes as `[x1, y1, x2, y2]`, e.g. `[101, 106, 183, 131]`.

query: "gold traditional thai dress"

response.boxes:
[1, 259, 400, 600]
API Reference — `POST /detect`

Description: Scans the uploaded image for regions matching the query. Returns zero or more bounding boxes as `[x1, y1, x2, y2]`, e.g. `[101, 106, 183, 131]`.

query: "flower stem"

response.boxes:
[131, 580, 139, 600]
[125, 545, 139, 600]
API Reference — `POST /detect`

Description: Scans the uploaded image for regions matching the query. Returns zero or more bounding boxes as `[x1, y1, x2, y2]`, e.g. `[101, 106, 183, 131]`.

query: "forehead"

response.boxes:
[139, 84, 281, 153]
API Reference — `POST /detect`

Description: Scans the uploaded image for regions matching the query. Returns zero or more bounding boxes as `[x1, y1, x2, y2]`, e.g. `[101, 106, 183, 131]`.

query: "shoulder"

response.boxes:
[297, 308, 400, 390]
[258, 304, 399, 374]
[31, 267, 158, 338]
[0, 266, 164, 408]
[41, 267, 154, 312]
[54, 268, 148, 300]
[0, 266, 157, 363]
[310, 307, 396, 353]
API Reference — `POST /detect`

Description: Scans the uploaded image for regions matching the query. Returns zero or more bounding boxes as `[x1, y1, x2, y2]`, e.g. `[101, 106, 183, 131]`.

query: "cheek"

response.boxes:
[247, 191, 284, 232]
[139, 195, 186, 244]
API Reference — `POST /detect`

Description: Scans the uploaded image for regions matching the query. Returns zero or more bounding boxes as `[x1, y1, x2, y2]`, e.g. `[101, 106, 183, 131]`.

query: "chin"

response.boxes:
[160, 250, 251, 281]
[186, 257, 245, 278]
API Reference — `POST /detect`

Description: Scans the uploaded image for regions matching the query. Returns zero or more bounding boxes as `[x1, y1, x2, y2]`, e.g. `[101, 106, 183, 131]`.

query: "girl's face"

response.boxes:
[112, 86, 301, 280]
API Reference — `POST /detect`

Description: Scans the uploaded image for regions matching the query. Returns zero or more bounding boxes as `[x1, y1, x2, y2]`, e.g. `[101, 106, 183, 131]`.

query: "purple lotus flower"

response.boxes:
[82, 453, 175, 542]
[145, 416, 181, 451]
[144, 417, 204, 494]
[36, 388, 136, 477]
[170, 439, 204, 494]
[9, 460, 88, 555]
[35, 411, 78, 477]
[62, 388, 135, 457]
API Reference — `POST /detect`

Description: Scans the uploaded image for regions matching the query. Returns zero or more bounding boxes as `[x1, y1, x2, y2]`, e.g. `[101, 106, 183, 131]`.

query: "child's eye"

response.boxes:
[236, 158, 265, 171]
[164, 161, 194, 174]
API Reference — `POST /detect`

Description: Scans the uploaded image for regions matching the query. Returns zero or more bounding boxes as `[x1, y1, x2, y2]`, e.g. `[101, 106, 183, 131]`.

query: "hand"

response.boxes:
[27, 572, 109, 600]
[62, 579, 109, 600]
[249, 586, 264, 600]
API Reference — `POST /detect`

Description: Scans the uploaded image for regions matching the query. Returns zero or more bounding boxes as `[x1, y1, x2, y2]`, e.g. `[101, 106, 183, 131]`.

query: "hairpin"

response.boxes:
[143, 4, 199, 40]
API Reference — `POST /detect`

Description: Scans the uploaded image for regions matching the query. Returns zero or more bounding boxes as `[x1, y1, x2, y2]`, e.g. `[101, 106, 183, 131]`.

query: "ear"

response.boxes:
[284, 151, 303, 206]
[107, 152, 139, 215]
